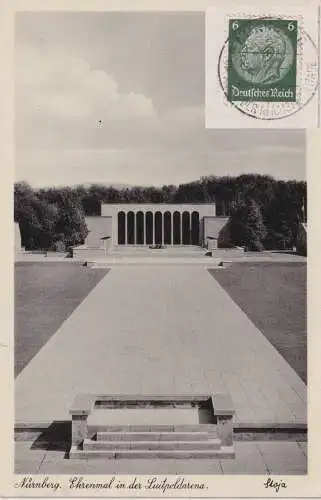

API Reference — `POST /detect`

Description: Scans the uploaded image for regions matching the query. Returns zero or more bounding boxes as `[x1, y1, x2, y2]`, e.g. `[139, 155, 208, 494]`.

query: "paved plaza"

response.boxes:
[15, 266, 306, 425]
[15, 264, 307, 474]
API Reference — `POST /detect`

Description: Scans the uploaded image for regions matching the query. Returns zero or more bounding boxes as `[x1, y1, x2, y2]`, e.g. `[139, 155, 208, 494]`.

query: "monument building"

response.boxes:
[72, 203, 238, 259]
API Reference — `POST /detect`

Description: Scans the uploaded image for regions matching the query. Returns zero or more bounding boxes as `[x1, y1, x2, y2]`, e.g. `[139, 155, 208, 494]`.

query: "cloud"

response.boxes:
[16, 45, 156, 126]
[15, 28, 305, 187]
[15, 44, 204, 153]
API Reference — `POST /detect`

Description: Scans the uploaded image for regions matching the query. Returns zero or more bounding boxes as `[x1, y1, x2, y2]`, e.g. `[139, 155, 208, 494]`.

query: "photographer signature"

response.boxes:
[264, 477, 288, 493]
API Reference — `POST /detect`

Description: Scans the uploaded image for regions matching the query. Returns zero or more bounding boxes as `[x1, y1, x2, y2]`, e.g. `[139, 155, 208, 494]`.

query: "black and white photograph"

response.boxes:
[7, 3, 314, 490]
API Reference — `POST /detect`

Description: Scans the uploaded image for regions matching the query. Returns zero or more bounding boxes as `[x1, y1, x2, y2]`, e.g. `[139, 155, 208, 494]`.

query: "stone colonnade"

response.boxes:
[117, 210, 200, 246]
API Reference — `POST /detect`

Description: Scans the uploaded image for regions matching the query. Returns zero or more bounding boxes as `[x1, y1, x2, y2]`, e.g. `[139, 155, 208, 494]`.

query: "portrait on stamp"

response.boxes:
[228, 19, 298, 102]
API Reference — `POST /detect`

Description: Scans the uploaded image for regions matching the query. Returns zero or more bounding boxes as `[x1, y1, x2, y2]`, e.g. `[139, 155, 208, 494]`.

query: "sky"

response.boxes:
[15, 12, 305, 188]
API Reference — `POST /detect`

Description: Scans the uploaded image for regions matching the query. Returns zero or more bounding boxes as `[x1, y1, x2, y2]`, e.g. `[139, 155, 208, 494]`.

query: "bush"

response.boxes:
[229, 199, 267, 251]
[51, 240, 66, 252]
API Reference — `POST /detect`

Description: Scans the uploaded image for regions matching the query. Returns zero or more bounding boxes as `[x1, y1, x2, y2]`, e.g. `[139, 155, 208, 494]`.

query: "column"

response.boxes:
[125, 212, 127, 245]
[113, 213, 118, 246]
[152, 212, 155, 245]
[180, 212, 183, 245]
[171, 212, 174, 245]
[162, 212, 164, 245]
[113, 214, 116, 246]
[133, 211, 136, 245]
[143, 212, 146, 245]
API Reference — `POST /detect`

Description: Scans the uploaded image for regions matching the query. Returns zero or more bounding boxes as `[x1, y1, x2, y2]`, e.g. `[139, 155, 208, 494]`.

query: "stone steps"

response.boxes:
[90, 260, 221, 268]
[87, 424, 217, 433]
[96, 431, 211, 441]
[70, 445, 235, 460]
[84, 438, 222, 451]
[69, 423, 230, 459]
[69, 394, 235, 460]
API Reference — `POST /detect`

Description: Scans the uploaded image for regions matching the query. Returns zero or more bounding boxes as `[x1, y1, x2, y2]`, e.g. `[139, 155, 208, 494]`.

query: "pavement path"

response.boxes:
[15, 266, 306, 425]
[15, 440, 307, 475]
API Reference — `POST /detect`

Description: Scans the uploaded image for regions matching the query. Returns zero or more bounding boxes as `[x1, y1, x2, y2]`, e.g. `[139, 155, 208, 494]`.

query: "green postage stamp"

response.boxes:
[227, 19, 298, 102]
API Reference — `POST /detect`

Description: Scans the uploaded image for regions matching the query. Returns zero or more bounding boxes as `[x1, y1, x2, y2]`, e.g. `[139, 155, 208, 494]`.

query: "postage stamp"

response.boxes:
[206, 5, 320, 128]
[227, 19, 298, 102]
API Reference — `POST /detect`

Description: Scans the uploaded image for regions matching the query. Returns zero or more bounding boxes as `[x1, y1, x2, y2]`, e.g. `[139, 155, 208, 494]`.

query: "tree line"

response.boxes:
[14, 174, 307, 251]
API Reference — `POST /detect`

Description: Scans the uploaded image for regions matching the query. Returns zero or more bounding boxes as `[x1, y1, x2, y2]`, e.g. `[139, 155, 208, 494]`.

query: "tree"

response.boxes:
[14, 182, 45, 249]
[14, 175, 306, 251]
[54, 189, 88, 248]
[228, 199, 267, 251]
[161, 185, 176, 202]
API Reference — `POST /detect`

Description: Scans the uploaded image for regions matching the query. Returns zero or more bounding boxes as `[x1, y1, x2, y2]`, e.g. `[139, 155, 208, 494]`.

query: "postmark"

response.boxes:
[217, 16, 319, 121]
[227, 19, 298, 102]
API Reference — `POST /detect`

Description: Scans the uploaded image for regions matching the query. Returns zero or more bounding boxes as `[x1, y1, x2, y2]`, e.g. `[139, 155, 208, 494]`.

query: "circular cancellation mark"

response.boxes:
[217, 18, 319, 121]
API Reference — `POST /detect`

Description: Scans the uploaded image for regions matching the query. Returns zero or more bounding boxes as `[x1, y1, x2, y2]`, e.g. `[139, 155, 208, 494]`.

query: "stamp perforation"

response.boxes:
[215, 13, 318, 121]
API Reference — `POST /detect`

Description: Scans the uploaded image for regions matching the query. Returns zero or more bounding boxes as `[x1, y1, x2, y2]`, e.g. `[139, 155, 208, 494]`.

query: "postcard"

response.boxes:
[0, 0, 320, 498]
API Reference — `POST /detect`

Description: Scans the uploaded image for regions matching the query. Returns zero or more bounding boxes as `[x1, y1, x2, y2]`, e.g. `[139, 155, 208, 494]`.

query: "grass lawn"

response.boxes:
[15, 262, 109, 377]
[209, 262, 307, 383]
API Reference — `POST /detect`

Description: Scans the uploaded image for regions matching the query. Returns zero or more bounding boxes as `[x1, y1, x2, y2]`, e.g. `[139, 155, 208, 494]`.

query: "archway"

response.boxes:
[164, 211, 171, 245]
[182, 211, 191, 245]
[136, 211, 144, 245]
[117, 211, 125, 245]
[173, 211, 181, 245]
[191, 211, 199, 245]
[145, 211, 153, 245]
[155, 211, 162, 245]
[127, 211, 134, 244]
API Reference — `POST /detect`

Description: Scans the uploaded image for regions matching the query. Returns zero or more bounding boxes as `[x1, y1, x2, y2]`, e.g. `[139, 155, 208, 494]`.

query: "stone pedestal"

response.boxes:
[207, 238, 218, 251]
[70, 394, 95, 447]
[15, 222, 22, 254]
[71, 414, 89, 447]
[212, 393, 234, 447]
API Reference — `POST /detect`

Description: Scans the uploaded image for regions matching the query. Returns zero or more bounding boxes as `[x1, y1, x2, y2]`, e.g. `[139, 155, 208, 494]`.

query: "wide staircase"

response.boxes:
[110, 245, 207, 258]
[69, 394, 235, 460]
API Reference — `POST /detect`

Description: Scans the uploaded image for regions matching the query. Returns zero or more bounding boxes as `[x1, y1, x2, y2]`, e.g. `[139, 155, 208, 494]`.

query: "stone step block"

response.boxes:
[88, 424, 216, 433]
[70, 445, 235, 460]
[96, 431, 212, 441]
[83, 438, 222, 451]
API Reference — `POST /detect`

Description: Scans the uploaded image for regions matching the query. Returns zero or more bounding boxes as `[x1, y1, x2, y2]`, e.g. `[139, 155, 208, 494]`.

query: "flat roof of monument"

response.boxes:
[101, 203, 216, 206]
[100, 203, 217, 217]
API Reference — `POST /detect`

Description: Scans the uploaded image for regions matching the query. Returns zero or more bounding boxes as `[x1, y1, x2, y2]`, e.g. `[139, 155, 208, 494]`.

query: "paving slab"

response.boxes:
[257, 441, 307, 475]
[16, 439, 306, 475]
[220, 442, 268, 475]
[15, 266, 306, 426]
[297, 441, 308, 457]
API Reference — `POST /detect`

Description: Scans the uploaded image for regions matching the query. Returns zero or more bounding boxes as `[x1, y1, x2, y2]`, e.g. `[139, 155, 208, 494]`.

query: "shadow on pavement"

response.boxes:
[30, 421, 71, 457]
